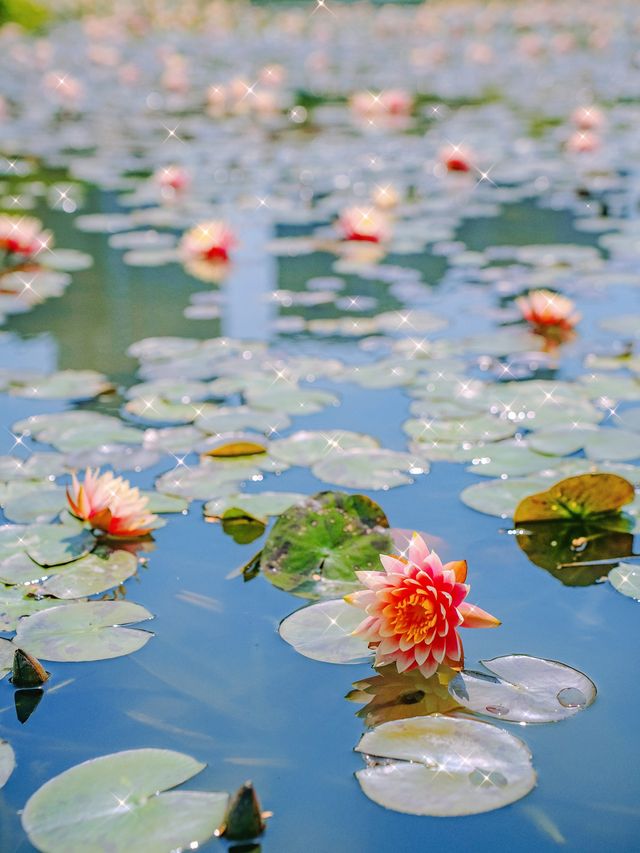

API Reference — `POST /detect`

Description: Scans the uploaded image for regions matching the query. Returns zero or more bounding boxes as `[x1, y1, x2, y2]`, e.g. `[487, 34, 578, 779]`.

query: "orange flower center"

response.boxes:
[389, 591, 438, 644]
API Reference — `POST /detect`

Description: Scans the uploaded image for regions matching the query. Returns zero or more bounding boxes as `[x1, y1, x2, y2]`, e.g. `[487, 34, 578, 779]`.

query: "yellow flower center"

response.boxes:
[390, 591, 438, 644]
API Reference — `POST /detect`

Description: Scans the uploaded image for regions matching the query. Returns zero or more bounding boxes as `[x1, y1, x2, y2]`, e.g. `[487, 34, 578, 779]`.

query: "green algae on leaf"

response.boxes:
[14, 601, 154, 662]
[355, 716, 536, 817]
[21, 749, 228, 853]
[261, 491, 392, 598]
[279, 599, 371, 664]
[449, 655, 596, 723]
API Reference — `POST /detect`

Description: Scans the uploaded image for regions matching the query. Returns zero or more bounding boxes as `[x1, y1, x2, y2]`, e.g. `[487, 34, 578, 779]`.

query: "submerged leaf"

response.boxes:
[355, 716, 536, 816]
[21, 749, 228, 853]
[448, 655, 596, 723]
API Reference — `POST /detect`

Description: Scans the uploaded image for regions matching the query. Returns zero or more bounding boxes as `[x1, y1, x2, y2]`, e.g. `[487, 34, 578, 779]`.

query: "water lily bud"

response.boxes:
[12, 649, 49, 688]
[223, 782, 266, 841]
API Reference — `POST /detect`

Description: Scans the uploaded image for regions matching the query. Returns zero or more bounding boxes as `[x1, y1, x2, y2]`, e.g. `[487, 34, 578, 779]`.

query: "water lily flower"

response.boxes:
[345, 533, 500, 678]
[179, 220, 237, 263]
[154, 164, 190, 195]
[566, 130, 600, 154]
[571, 105, 605, 131]
[516, 289, 581, 342]
[0, 215, 52, 266]
[372, 184, 401, 210]
[349, 89, 413, 121]
[338, 207, 391, 243]
[67, 468, 159, 538]
[439, 143, 474, 173]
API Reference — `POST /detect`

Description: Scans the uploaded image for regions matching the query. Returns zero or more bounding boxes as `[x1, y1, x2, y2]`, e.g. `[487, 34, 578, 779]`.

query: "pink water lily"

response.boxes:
[180, 220, 237, 263]
[345, 533, 500, 678]
[0, 214, 52, 262]
[67, 467, 159, 539]
[338, 207, 391, 243]
[516, 289, 580, 348]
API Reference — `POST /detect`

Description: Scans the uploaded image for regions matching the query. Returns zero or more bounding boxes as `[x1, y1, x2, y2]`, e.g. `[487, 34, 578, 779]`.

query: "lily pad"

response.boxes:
[465, 442, 558, 478]
[203, 491, 304, 520]
[26, 524, 97, 568]
[0, 740, 15, 789]
[14, 601, 154, 661]
[0, 584, 76, 631]
[21, 748, 228, 853]
[2, 488, 67, 524]
[404, 414, 516, 445]
[195, 406, 291, 436]
[461, 476, 552, 518]
[312, 449, 426, 490]
[270, 430, 379, 467]
[279, 599, 371, 664]
[448, 655, 597, 723]
[261, 491, 392, 598]
[514, 473, 635, 524]
[38, 551, 138, 599]
[9, 370, 113, 401]
[528, 425, 640, 462]
[608, 563, 640, 600]
[245, 386, 340, 415]
[355, 716, 536, 816]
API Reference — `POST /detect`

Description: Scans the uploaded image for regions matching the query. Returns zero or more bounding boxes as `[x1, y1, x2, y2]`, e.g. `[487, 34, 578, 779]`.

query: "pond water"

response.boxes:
[0, 3, 639, 852]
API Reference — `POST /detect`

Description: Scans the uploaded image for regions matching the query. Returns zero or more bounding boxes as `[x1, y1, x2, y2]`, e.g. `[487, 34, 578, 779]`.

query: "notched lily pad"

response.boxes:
[21, 748, 228, 853]
[355, 716, 536, 817]
[14, 601, 154, 662]
[449, 655, 597, 723]
[279, 599, 371, 664]
[514, 473, 635, 524]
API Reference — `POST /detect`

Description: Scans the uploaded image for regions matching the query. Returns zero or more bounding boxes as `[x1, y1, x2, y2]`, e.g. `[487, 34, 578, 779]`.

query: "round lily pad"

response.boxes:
[21, 748, 228, 853]
[312, 449, 426, 490]
[270, 430, 380, 467]
[279, 599, 372, 664]
[14, 601, 154, 662]
[38, 551, 138, 599]
[203, 491, 304, 520]
[448, 655, 597, 723]
[245, 386, 340, 415]
[2, 488, 67, 524]
[355, 716, 536, 816]
[0, 740, 15, 789]
[609, 563, 640, 600]
[460, 476, 551, 518]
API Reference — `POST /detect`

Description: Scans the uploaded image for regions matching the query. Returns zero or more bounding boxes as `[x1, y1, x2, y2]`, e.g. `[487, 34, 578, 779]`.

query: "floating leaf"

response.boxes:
[279, 599, 371, 664]
[21, 749, 228, 853]
[514, 473, 635, 524]
[195, 406, 291, 436]
[38, 551, 138, 599]
[461, 476, 551, 518]
[312, 449, 425, 490]
[0, 584, 76, 631]
[269, 430, 379, 467]
[529, 425, 640, 462]
[203, 492, 304, 520]
[355, 716, 536, 816]
[0, 638, 14, 678]
[2, 488, 67, 524]
[404, 414, 516, 445]
[608, 563, 640, 600]
[15, 601, 154, 662]
[448, 655, 596, 723]
[10, 370, 113, 402]
[0, 740, 15, 789]
[261, 491, 392, 598]
[26, 524, 97, 568]
[465, 442, 557, 478]
[245, 386, 339, 415]
[201, 435, 268, 458]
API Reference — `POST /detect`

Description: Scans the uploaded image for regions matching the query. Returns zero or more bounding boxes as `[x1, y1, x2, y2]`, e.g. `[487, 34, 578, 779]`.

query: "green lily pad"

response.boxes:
[203, 491, 304, 520]
[529, 425, 640, 461]
[312, 449, 426, 490]
[465, 442, 558, 478]
[0, 584, 76, 631]
[270, 430, 380, 467]
[0, 552, 49, 585]
[448, 655, 597, 723]
[21, 748, 228, 853]
[125, 398, 217, 426]
[14, 601, 154, 661]
[0, 638, 14, 678]
[279, 599, 372, 664]
[404, 414, 516, 445]
[260, 491, 392, 598]
[2, 488, 67, 524]
[143, 492, 188, 514]
[125, 379, 214, 404]
[195, 406, 291, 436]
[9, 371, 113, 401]
[155, 460, 262, 501]
[355, 716, 536, 816]
[0, 453, 67, 481]
[245, 386, 340, 415]
[38, 551, 138, 599]
[26, 524, 97, 568]
[461, 476, 552, 518]
[578, 374, 640, 401]
[608, 563, 640, 600]
[0, 740, 15, 789]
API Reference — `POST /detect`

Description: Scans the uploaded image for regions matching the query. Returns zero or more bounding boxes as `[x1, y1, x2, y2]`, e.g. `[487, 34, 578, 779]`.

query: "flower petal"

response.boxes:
[459, 602, 501, 628]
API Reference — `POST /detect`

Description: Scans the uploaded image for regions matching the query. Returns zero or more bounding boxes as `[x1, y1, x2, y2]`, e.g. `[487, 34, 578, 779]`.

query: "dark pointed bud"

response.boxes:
[11, 649, 49, 688]
[223, 782, 266, 841]
[15, 688, 44, 724]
